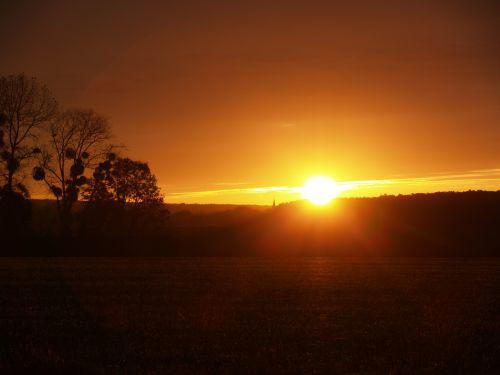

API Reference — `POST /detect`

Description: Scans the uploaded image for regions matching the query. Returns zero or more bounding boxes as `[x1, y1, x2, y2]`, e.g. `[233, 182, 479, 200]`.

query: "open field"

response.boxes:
[0, 258, 499, 373]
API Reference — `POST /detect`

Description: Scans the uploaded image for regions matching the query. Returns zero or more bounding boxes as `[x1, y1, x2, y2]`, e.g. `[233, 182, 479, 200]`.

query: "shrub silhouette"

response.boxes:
[0, 187, 32, 247]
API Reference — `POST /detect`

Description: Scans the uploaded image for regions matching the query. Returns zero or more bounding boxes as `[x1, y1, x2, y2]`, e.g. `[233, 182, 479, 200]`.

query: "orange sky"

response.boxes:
[1, 0, 499, 204]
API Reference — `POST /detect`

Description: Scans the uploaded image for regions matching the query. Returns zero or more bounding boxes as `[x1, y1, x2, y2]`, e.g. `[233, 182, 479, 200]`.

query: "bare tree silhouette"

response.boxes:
[0, 74, 57, 194]
[33, 109, 112, 236]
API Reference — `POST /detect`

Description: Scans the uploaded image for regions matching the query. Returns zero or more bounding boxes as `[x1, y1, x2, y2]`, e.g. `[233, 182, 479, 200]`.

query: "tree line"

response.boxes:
[0, 73, 167, 240]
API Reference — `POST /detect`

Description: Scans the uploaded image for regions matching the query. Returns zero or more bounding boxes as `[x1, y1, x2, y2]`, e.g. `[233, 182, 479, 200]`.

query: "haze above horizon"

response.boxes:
[2, 0, 499, 204]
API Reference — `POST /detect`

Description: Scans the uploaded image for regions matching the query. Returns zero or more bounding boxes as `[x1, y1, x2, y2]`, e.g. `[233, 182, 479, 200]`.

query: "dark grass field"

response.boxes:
[0, 258, 499, 373]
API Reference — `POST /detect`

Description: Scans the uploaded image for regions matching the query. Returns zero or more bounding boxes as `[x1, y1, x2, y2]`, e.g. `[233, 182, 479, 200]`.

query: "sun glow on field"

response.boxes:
[301, 176, 342, 206]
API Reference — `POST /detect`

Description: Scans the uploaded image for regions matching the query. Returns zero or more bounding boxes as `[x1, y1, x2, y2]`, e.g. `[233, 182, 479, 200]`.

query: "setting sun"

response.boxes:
[301, 176, 341, 206]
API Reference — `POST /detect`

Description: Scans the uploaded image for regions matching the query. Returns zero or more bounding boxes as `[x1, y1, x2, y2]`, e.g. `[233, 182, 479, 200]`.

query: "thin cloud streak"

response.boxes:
[166, 168, 500, 202]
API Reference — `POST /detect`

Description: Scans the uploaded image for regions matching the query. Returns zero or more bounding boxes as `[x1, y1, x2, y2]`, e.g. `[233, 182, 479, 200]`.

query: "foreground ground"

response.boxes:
[0, 258, 499, 373]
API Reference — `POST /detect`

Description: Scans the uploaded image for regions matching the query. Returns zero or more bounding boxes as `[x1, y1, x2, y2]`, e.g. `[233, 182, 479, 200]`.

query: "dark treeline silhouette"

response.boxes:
[244, 191, 500, 257]
[1, 74, 500, 257]
[4, 191, 500, 257]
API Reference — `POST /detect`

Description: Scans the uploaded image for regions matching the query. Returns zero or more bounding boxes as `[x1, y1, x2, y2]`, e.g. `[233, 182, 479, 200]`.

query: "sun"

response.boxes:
[301, 176, 341, 206]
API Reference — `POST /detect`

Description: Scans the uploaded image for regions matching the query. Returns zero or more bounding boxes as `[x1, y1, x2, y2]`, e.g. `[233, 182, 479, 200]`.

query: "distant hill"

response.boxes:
[165, 203, 269, 215]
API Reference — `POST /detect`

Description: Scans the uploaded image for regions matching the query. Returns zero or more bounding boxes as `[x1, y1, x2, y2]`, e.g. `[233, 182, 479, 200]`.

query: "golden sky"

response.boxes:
[1, 1, 499, 204]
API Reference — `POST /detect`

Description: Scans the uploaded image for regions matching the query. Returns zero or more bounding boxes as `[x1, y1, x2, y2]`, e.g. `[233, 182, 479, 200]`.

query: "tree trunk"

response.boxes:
[6, 168, 13, 192]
